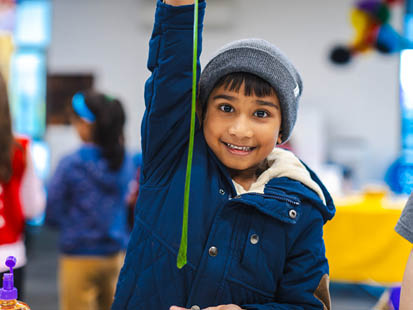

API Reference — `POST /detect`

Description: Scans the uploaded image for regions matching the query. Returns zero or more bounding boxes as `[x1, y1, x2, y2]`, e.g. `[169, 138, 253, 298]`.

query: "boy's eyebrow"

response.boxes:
[212, 94, 280, 109]
[256, 100, 280, 109]
[212, 94, 236, 101]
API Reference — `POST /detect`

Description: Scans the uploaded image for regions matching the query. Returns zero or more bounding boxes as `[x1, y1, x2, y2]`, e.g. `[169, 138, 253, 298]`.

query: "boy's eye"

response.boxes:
[254, 110, 269, 118]
[219, 104, 234, 113]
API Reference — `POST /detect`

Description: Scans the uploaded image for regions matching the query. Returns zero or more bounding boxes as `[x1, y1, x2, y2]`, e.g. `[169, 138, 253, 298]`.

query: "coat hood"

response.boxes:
[233, 147, 335, 222]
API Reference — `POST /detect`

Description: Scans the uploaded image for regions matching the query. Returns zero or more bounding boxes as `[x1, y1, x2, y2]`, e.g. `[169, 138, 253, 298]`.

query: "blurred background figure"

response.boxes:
[45, 91, 135, 310]
[126, 152, 141, 231]
[0, 73, 45, 299]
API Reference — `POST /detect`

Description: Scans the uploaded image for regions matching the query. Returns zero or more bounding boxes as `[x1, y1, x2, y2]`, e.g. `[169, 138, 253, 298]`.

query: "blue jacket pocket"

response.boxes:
[229, 192, 302, 224]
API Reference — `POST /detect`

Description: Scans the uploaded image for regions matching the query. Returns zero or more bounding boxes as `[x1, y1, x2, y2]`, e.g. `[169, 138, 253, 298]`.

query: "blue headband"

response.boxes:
[72, 93, 95, 123]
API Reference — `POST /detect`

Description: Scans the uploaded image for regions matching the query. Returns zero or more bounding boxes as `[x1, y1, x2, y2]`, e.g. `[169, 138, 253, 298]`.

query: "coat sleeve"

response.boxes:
[395, 193, 413, 243]
[141, 0, 205, 184]
[44, 158, 70, 228]
[242, 208, 331, 310]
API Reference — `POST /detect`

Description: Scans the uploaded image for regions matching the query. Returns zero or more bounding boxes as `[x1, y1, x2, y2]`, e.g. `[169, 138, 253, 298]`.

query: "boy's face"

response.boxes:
[203, 83, 282, 176]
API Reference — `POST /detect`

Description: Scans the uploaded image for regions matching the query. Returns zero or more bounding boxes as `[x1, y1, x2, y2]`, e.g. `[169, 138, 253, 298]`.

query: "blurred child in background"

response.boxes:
[395, 194, 413, 310]
[0, 73, 46, 299]
[45, 91, 135, 310]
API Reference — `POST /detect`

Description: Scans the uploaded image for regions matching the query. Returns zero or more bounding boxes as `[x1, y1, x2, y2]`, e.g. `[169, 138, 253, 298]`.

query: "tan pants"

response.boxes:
[59, 252, 125, 310]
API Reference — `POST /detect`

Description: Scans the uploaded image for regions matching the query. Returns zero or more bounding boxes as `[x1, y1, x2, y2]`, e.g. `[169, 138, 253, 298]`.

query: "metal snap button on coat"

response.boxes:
[208, 246, 218, 257]
[289, 209, 297, 219]
[250, 234, 259, 245]
[219, 189, 225, 195]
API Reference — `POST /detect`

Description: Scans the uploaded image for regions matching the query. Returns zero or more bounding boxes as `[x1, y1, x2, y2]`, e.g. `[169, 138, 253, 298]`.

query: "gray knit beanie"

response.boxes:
[199, 38, 303, 144]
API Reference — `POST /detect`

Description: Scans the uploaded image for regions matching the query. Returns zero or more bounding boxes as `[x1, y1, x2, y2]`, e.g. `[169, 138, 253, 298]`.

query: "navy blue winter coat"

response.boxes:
[112, 1, 335, 309]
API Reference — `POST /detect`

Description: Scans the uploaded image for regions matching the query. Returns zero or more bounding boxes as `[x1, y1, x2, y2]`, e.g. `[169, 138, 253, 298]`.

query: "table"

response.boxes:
[324, 189, 412, 284]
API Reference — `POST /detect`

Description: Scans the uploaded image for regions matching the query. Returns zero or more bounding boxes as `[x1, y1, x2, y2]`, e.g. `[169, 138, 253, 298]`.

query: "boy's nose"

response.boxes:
[228, 116, 253, 139]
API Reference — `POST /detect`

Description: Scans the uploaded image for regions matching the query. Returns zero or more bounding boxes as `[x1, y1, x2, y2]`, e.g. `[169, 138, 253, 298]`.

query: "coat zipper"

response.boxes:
[233, 192, 300, 206]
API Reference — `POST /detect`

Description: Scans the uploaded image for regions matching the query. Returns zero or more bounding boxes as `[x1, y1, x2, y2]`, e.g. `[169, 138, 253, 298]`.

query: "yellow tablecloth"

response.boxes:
[324, 191, 412, 284]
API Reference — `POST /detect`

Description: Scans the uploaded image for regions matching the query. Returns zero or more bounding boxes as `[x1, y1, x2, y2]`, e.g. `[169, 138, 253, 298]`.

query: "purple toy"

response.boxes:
[389, 286, 401, 310]
[0, 256, 18, 300]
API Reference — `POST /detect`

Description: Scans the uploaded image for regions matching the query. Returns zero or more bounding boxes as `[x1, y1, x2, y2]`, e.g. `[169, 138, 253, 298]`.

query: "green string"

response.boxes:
[177, 0, 199, 269]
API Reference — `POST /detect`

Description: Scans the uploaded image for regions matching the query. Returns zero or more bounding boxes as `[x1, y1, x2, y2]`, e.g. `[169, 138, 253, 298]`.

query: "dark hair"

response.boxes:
[197, 72, 277, 120]
[0, 73, 14, 182]
[76, 91, 126, 171]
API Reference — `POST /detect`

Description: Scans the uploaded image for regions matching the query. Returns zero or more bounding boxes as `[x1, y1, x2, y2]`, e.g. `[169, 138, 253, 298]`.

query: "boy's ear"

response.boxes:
[277, 133, 283, 144]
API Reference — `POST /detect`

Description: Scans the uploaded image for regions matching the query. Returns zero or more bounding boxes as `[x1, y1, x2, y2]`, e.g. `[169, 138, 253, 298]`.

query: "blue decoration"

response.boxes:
[386, 0, 413, 194]
[9, 0, 51, 140]
[14, 0, 51, 47]
[385, 152, 413, 193]
[10, 50, 47, 139]
[377, 24, 413, 52]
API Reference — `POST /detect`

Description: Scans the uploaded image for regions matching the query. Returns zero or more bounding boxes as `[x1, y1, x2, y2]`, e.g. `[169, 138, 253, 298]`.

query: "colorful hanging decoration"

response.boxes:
[330, 0, 411, 64]
[177, 0, 199, 269]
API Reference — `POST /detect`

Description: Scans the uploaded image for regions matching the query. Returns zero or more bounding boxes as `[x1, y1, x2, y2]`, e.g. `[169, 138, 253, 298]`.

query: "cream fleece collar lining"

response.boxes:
[232, 148, 326, 205]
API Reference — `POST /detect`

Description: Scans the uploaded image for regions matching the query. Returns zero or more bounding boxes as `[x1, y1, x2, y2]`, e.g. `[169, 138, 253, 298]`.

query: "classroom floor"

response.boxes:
[23, 227, 383, 310]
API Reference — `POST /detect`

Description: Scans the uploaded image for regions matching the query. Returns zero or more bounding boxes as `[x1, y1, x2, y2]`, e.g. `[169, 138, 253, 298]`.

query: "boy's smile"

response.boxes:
[222, 142, 255, 155]
[203, 83, 282, 189]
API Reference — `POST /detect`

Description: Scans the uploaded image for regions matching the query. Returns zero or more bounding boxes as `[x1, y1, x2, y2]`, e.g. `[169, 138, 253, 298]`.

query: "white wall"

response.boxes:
[47, 0, 403, 185]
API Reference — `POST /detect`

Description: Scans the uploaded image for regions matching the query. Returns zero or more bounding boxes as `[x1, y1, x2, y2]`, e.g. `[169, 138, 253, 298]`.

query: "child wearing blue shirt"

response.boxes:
[112, 1, 335, 309]
[46, 91, 135, 310]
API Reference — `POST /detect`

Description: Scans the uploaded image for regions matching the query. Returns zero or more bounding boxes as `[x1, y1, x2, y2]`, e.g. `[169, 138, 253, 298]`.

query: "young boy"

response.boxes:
[396, 194, 413, 310]
[112, 1, 335, 309]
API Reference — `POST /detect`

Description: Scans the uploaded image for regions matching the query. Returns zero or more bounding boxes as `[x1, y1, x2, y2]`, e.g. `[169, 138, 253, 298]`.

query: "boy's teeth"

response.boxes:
[227, 143, 251, 151]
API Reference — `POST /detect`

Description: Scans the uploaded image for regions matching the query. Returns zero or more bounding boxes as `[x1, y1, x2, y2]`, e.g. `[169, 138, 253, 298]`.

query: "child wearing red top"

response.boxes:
[0, 74, 45, 298]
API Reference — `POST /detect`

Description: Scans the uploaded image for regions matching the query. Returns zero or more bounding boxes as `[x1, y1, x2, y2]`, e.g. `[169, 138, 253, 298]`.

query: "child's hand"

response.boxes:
[164, 0, 195, 6]
[170, 305, 243, 310]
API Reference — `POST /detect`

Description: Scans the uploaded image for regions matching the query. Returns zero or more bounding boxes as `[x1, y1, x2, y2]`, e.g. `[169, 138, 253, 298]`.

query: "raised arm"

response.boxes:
[141, 0, 205, 185]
